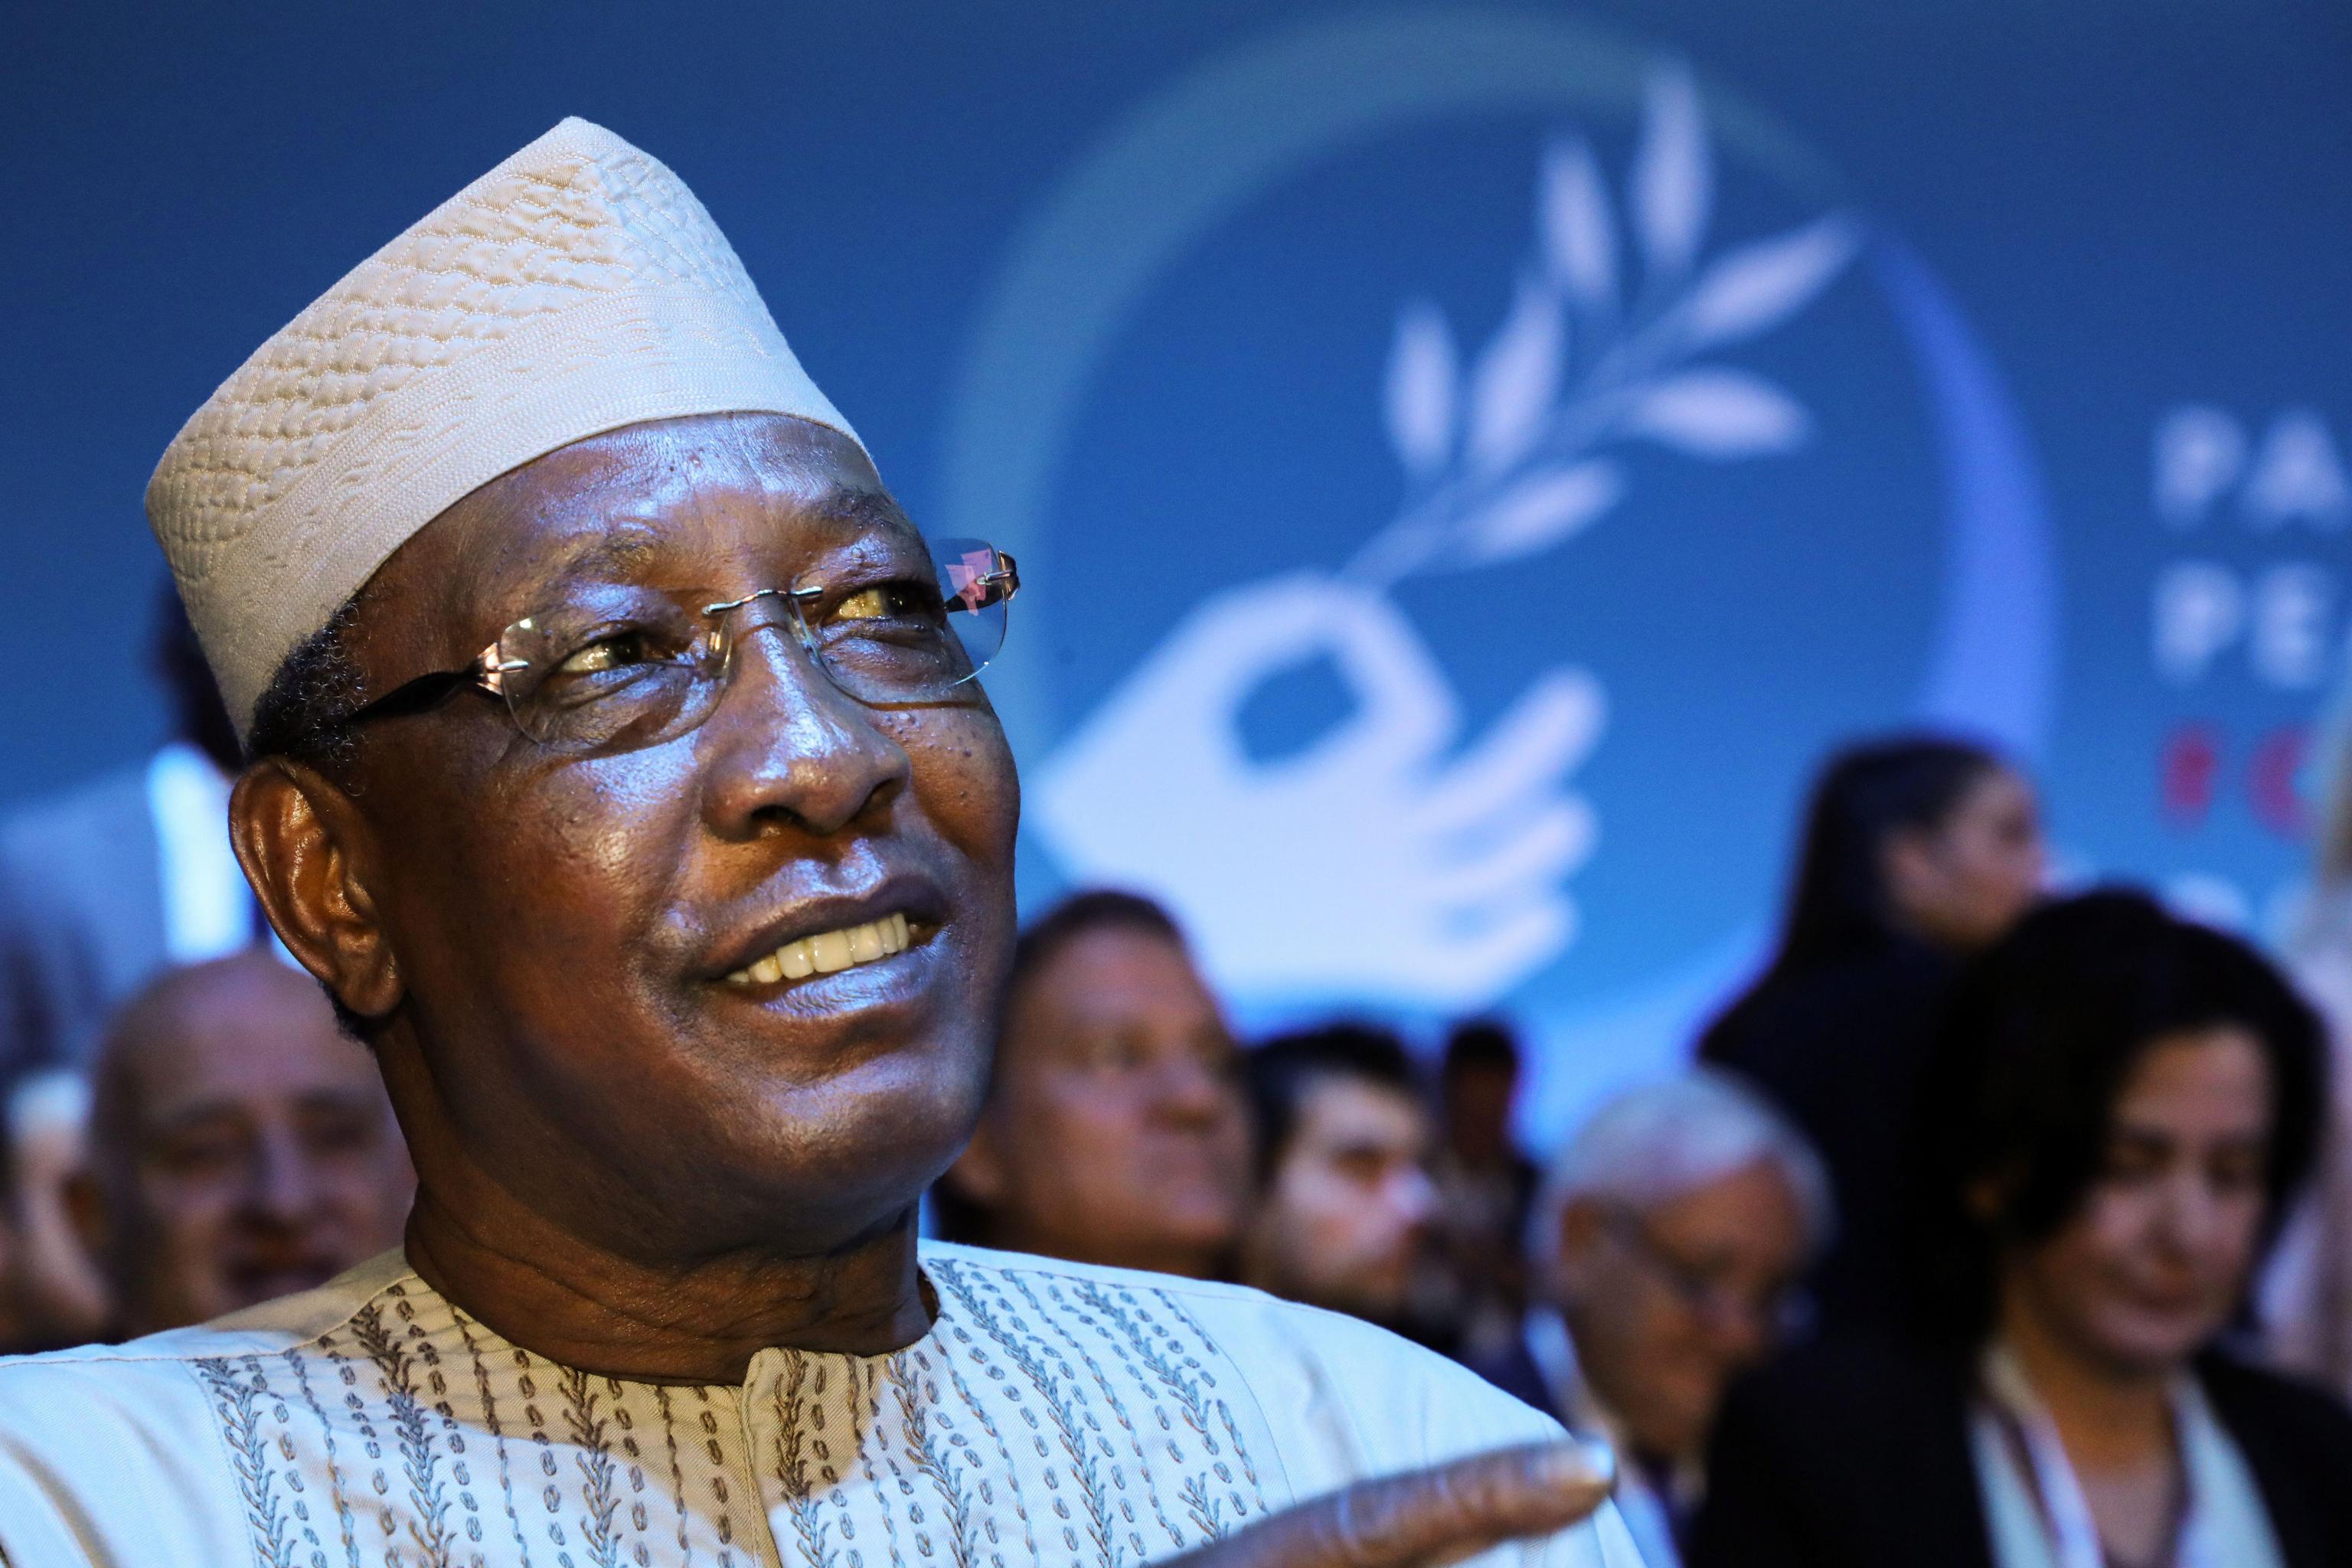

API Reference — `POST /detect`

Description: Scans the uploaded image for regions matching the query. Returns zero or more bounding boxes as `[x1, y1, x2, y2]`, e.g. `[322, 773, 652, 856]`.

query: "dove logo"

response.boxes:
[939, 11, 2053, 1115]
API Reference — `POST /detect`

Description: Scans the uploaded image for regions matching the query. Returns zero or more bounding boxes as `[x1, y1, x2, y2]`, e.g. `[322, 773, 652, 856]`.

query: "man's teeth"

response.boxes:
[728, 913, 913, 985]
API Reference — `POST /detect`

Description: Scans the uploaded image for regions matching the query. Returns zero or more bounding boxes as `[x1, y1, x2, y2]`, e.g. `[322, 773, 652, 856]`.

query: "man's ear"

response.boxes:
[230, 760, 402, 1019]
[1550, 1196, 1609, 1295]
[1556, 1197, 1606, 1258]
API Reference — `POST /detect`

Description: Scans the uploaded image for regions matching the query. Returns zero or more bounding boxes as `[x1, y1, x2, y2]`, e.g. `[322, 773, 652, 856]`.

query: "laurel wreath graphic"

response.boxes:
[1348, 63, 1861, 588]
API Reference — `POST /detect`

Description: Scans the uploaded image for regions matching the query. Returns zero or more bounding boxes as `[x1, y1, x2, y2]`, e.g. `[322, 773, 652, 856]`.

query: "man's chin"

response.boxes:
[665, 1101, 978, 1254]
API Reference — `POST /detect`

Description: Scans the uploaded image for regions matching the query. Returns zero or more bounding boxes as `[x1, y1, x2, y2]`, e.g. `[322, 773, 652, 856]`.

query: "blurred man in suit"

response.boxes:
[1240, 1024, 1441, 1331]
[1424, 1018, 1544, 1360]
[1478, 1070, 1830, 1568]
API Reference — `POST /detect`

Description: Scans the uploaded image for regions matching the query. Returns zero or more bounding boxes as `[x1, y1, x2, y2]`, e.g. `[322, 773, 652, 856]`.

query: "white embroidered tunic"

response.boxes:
[0, 1242, 1641, 1568]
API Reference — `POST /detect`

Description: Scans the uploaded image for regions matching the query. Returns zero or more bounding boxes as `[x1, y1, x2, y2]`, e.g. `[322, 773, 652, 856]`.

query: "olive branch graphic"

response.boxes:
[1348, 62, 1861, 588]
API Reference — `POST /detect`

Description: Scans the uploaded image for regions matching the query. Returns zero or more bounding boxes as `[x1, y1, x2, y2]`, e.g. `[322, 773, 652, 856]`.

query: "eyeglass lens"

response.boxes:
[490, 535, 1014, 749]
[1612, 1207, 1801, 1331]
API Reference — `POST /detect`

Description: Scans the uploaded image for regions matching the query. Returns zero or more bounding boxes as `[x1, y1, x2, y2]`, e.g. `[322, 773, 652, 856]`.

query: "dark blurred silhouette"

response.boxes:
[1240, 1024, 1439, 1334]
[940, 890, 1250, 1278]
[1700, 733, 2045, 1334]
[0, 585, 253, 1103]
[1694, 890, 2352, 1568]
[1421, 1019, 1544, 1361]
[67, 951, 412, 1338]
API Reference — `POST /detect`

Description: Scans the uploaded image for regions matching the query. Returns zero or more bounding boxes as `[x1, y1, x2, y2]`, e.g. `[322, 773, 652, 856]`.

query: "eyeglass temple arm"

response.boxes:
[954, 551, 1020, 612]
[476, 640, 533, 698]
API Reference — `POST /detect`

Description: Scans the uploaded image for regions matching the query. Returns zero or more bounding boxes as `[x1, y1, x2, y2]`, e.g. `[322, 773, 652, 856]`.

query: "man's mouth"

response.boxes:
[723, 913, 914, 985]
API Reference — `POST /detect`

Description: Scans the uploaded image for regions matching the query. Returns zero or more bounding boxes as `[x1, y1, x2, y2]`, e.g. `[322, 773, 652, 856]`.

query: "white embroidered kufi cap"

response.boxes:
[145, 117, 864, 739]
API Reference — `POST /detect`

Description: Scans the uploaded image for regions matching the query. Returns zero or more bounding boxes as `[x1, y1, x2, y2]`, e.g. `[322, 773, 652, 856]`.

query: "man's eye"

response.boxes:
[300, 1109, 384, 1156]
[1077, 1034, 1144, 1073]
[2210, 1149, 2265, 1193]
[831, 581, 938, 623]
[556, 630, 661, 675]
[152, 1134, 242, 1179]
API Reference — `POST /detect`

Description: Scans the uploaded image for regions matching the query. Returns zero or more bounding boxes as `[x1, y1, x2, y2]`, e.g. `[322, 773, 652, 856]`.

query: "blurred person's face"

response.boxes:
[77, 962, 413, 1334]
[1886, 766, 2046, 953]
[949, 926, 1250, 1276]
[1997, 1026, 2271, 1382]
[1245, 1075, 1437, 1320]
[7, 1076, 109, 1342]
[1551, 1159, 1809, 1461]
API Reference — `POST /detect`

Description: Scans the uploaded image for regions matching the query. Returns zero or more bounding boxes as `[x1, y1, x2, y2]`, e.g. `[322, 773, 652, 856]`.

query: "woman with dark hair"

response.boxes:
[1692, 890, 2352, 1568]
[1700, 733, 2046, 1331]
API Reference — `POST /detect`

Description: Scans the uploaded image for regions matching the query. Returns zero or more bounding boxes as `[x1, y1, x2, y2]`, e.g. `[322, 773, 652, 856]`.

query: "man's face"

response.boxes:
[92, 961, 413, 1333]
[1552, 1161, 1808, 1462]
[1250, 1076, 1436, 1320]
[276, 413, 1018, 1263]
[953, 926, 1250, 1275]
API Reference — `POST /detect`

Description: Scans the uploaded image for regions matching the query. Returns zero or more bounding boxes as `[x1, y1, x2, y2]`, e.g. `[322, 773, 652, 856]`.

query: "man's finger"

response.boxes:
[1165, 1439, 1615, 1568]
[1420, 668, 1605, 835]
[1426, 801, 1596, 906]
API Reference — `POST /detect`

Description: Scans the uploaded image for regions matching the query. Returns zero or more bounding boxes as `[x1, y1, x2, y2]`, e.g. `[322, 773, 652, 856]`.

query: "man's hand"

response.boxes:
[1165, 1439, 1616, 1568]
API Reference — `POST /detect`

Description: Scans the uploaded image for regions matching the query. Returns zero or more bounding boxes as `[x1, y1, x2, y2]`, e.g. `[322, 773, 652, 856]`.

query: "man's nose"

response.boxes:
[1390, 1165, 1439, 1230]
[240, 1130, 323, 1226]
[1702, 1298, 1775, 1364]
[696, 619, 913, 839]
[1149, 1054, 1238, 1125]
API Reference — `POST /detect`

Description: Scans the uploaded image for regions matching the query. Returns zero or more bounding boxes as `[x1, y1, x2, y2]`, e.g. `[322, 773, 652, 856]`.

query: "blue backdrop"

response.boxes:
[8, 2, 2350, 1142]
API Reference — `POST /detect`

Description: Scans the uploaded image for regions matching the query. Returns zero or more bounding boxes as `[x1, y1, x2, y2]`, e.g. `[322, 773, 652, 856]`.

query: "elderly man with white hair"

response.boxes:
[1472, 1069, 1834, 1568]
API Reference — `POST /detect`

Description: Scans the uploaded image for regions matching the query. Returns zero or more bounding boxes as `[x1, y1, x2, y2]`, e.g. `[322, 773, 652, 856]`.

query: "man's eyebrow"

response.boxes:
[292, 1086, 387, 1112]
[542, 524, 666, 583]
[815, 488, 920, 537]
[143, 1100, 250, 1137]
[146, 1085, 378, 1131]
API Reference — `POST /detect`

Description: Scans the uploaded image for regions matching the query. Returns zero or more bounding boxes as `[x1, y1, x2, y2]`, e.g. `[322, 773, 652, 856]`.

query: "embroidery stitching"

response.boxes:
[929, 1262, 1121, 1566]
[195, 1355, 300, 1568]
[353, 1299, 454, 1565]
[159, 1256, 1295, 1568]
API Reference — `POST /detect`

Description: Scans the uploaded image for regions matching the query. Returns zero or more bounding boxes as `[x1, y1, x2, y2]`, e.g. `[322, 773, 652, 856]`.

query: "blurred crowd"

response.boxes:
[5, 597, 2352, 1566]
